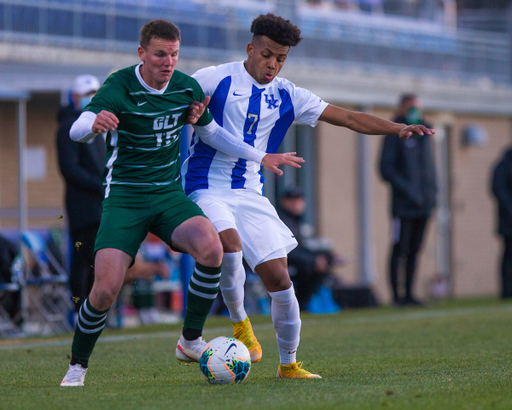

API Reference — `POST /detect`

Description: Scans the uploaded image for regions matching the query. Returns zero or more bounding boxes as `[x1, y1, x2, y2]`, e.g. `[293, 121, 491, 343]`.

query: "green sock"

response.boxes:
[71, 298, 109, 365]
[183, 262, 221, 332]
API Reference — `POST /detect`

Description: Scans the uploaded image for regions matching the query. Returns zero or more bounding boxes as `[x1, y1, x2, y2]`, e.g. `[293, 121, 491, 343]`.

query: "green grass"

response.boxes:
[2, 297, 512, 410]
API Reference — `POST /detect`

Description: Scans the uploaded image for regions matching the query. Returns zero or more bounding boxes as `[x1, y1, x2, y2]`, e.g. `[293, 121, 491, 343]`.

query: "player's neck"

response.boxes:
[243, 61, 265, 86]
[138, 64, 169, 91]
[243, 61, 254, 81]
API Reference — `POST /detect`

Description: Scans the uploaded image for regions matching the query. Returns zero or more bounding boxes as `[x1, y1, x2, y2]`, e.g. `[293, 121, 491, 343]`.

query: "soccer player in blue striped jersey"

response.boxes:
[60, 19, 302, 387]
[181, 14, 434, 379]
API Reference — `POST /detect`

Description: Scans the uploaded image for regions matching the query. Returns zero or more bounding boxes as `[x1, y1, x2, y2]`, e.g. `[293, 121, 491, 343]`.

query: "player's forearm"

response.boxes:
[193, 121, 265, 163]
[347, 111, 404, 135]
[321, 104, 404, 136]
[70, 111, 99, 142]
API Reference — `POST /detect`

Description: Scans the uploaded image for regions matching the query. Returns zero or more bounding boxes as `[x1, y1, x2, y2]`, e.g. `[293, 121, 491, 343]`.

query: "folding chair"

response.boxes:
[18, 231, 73, 335]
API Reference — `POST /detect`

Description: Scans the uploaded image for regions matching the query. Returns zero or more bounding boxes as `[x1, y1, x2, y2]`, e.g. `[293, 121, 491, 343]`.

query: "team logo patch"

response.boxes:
[264, 94, 279, 109]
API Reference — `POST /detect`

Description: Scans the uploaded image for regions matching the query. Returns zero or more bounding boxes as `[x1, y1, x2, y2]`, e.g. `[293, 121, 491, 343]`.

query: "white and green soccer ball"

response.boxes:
[199, 336, 251, 384]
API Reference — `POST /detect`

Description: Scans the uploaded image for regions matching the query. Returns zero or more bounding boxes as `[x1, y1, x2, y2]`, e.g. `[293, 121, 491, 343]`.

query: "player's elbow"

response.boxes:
[69, 122, 87, 142]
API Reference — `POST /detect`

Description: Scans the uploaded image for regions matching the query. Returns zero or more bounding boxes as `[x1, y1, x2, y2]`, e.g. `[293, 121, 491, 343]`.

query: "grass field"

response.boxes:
[1, 297, 512, 410]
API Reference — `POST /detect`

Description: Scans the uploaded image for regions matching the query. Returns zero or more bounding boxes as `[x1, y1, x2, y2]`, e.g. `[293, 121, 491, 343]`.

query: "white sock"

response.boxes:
[220, 251, 247, 323]
[269, 285, 301, 365]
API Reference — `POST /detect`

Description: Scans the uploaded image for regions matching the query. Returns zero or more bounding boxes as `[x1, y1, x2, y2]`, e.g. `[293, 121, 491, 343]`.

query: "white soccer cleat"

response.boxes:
[60, 363, 88, 386]
[175, 335, 207, 364]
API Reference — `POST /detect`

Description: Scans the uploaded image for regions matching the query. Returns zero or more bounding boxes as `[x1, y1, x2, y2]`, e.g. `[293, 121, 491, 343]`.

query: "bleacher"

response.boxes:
[0, 0, 509, 84]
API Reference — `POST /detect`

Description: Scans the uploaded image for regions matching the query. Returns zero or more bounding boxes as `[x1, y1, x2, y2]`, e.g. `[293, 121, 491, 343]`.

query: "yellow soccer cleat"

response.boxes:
[232, 317, 262, 363]
[276, 362, 322, 379]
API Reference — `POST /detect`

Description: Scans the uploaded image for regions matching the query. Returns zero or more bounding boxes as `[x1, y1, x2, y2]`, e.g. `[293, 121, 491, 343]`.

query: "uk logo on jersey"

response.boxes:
[264, 94, 279, 109]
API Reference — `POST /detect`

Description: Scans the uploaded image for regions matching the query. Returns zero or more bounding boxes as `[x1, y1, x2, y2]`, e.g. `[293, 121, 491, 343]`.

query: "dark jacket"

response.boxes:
[0, 235, 17, 284]
[56, 104, 106, 232]
[492, 148, 512, 238]
[379, 115, 437, 218]
[277, 207, 321, 277]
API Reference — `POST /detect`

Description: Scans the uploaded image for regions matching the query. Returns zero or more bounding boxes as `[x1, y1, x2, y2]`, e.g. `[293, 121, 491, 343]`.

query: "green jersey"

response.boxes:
[87, 64, 213, 197]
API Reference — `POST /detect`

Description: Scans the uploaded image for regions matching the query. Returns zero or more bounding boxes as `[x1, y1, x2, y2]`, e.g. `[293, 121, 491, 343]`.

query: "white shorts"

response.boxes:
[190, 189, 298, 270]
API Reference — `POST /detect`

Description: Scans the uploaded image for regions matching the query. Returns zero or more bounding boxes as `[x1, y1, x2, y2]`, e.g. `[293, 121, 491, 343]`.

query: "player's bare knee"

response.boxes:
[274, 276, 293, 291]
[196, 238, 223, 267]
[90, 287, 117, 311]
[220, 233, 242, 253]
[223, 242, 242, 253]
[264, 274, 292, 292]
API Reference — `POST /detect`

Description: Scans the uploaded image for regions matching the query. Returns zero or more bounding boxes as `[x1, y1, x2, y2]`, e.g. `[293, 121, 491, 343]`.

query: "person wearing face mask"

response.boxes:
[379, 94, 437, 307]
[56, 74, 105, 319]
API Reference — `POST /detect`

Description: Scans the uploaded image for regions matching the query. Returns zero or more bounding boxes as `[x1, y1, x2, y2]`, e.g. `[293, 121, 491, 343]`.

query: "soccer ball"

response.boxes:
[199, 336, 251, 384]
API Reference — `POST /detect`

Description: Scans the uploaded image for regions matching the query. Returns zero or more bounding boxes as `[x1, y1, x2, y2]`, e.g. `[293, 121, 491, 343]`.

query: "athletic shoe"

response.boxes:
[60, 363, 88, 386]
[175, 335, 207, 364]
[404, 297, 424, 307]
[276, 362, 322, 379]
[232, 317, 262, 363]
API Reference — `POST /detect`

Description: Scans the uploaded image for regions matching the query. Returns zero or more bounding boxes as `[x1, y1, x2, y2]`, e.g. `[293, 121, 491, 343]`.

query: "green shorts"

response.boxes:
[95, 189, 206, 261]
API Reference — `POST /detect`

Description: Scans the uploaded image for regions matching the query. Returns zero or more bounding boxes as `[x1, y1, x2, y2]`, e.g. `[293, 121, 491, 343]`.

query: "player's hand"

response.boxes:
[92, 110, 119, 133]
[261, 152, 305, 176]
[399, 124, 435, 140]
[186, 96, 211, 125]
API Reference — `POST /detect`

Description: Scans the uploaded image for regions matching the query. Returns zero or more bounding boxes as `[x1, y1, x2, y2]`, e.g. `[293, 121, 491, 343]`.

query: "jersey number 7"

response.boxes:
[246, 113, 259, 135]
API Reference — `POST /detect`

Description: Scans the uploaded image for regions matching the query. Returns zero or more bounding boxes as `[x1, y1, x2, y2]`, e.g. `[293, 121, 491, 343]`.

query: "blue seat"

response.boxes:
[306, 285, 341, 315]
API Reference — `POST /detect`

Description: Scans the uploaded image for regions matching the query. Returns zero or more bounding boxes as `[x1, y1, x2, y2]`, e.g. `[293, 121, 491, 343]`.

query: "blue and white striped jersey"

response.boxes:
[182, 61, 328, 195]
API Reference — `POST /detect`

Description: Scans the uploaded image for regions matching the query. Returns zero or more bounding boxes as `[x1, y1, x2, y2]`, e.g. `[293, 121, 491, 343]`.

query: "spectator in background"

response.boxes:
[491, 147, 512, 299]
[379, 94, 437, 307]
[56, 74, 105, 317]
[124, 235, 170, 325]
[277, 187, 343, 310]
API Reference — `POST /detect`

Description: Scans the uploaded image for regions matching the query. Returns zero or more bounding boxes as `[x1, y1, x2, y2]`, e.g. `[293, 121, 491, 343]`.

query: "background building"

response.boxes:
[1, 0, 511, 303]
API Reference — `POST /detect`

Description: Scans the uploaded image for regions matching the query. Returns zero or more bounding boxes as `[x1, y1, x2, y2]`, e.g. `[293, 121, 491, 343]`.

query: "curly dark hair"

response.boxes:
[140, 19, 181, 49]
[250, 14, 302, 47]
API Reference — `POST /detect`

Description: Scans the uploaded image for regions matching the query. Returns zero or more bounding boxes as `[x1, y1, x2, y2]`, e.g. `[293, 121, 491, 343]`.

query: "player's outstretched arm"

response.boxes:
[397, 124, 434, 140]
[319, 104, 435, 139]
[193, 121, 303, 176]
[261, 153, 304, 176]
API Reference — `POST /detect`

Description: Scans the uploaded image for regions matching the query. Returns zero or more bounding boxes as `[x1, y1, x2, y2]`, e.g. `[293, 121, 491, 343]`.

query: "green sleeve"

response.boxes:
[85, 76, 119, 115]
[191, 78, 213, 127]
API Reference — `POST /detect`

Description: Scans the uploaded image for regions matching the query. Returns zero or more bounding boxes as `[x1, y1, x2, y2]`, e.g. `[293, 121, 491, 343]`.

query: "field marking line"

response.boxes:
[329, 303, 512, 325]
[1, 303, 511, 351]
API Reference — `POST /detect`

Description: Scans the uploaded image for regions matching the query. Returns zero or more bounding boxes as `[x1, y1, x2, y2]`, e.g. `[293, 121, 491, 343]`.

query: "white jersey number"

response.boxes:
[246, 113, 259, 135]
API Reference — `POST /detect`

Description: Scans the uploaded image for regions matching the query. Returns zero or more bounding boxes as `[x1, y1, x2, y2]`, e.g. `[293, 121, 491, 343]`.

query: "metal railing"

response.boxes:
[457, 8, 512, 33]
[0, 0, 510, 83]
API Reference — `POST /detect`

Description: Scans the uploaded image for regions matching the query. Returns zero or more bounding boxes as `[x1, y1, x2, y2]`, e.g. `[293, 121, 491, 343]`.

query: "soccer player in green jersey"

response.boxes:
[60, 19, 303, 387]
